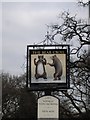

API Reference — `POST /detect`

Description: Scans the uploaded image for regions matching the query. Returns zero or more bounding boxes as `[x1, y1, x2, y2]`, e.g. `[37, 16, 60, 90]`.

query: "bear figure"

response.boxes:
[48, 55, 63, 80]
[34, 55, 47, 79]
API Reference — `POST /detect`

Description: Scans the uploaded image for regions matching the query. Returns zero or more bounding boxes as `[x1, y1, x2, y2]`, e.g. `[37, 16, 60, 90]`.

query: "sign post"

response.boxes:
[26, 44, 70, 120]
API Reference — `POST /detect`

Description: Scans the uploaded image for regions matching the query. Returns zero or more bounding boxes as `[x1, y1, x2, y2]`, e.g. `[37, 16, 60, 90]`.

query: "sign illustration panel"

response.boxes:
[31, 50, 66, 83]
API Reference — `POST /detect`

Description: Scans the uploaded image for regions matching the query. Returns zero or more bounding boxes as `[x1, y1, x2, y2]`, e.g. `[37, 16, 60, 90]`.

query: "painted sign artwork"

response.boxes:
[28, 48, 69, 89]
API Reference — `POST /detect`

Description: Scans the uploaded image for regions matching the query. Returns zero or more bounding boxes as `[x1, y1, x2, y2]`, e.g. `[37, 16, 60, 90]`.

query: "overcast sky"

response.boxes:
[1, 1, 88, 75]
[1, 0, 88, 2]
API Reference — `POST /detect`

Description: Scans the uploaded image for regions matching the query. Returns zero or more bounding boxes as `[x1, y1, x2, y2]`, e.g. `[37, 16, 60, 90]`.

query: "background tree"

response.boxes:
[48, 10, 90, 119]
[2, 72, 37, 119]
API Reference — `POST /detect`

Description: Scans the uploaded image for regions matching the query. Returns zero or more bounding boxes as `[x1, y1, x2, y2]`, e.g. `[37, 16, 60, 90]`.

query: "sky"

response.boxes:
[1, 0, 88, 75]
[1, 0, 89, 2]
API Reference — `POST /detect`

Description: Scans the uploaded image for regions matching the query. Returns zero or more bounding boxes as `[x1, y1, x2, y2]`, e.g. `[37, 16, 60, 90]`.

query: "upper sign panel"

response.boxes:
[27, 45, 70, 90]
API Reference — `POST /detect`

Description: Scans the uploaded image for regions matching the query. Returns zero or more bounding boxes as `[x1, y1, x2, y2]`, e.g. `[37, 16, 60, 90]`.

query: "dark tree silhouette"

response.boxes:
[2, 73, 37, 119]
[48, 11, 90, 119]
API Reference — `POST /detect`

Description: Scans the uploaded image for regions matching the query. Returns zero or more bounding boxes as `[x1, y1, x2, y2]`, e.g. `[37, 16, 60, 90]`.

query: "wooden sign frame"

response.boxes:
[26, 45, 70, 90]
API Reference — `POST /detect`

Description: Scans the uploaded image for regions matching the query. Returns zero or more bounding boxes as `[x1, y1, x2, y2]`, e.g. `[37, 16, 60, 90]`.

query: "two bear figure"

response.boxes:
[34, 55, 63, 80]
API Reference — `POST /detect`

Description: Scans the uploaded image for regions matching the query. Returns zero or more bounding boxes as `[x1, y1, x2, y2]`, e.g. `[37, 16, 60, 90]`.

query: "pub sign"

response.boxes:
[26, 45, 70, 90]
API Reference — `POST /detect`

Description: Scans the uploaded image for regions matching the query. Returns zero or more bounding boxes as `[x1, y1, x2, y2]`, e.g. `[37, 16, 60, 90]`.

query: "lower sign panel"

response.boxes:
[38, 96, 59, 120]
